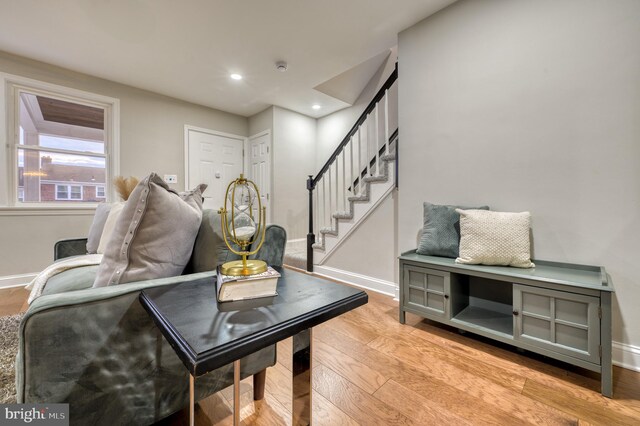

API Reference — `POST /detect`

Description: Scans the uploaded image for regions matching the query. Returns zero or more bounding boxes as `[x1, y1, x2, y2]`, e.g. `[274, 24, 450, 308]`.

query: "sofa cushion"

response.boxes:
[86, 203, 112, 254]
[190, 209, 242, 273]
[41, 265, 99, 296]
[93, 173, 206, 287]
[456, 209, 535, 268]
[417, 202, 489, 258]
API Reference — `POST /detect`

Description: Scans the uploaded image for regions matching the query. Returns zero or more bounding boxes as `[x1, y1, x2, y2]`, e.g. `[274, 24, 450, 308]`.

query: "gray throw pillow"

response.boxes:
[190, 209, 242, 273]
[416, 202, 489, 258]
[93, 173, 207, 287]
[86, 203, 112, 254]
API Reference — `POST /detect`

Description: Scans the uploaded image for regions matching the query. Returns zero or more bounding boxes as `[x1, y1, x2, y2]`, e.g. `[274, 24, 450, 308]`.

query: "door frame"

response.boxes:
[247, 130, 273, 223]
[183, 124, 247, 191]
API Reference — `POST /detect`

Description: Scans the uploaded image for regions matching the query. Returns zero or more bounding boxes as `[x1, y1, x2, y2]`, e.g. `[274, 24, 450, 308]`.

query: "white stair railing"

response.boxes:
[305, 65, 398, 271]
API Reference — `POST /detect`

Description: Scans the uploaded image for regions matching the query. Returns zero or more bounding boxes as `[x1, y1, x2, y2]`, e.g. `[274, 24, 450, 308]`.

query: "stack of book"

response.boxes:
[215, 266, 281, 302]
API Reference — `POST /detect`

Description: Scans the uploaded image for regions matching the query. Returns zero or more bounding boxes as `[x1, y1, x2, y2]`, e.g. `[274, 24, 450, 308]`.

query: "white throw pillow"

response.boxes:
[455, 209, 534, 268]
[86, 203, 113, 254]
[97, 202, 125, 254]
[93, 174, 206, 288]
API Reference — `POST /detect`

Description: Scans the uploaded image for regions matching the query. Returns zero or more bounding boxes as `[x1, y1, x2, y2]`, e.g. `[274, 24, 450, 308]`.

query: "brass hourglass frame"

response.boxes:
[219, 174, 267, 276]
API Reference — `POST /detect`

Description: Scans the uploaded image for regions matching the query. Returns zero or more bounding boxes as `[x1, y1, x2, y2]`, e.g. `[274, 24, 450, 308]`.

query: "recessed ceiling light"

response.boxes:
[312, 104, 321, 110]
[230, 73, 242, 80]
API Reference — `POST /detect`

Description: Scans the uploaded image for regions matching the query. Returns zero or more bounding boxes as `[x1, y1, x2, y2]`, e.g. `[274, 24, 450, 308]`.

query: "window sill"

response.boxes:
[0, 206, 97, 216]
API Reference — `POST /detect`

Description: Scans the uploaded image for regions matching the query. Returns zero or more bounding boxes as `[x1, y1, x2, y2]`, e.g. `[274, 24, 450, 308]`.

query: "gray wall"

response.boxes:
[0, 51, 248, 277]
[272, 107, 316, 239]
[398, 0, 640, 346]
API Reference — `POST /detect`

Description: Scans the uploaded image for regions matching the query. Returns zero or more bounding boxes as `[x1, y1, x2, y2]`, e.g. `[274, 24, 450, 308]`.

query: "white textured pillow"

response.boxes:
[86, 203, 113, 254]
[96, 202, 125, 254]
[455, 209, 534, 268]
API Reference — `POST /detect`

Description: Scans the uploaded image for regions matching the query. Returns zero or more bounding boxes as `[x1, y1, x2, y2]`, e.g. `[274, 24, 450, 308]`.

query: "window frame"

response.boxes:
[96, 185, 105, 198]
[0, 72, 120, 212]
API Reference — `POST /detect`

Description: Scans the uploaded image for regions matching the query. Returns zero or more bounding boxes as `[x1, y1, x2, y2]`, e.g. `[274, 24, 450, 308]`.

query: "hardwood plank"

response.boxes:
[411, 322, 596, 388]
[277, 338, 292, 371]
[611, 366, 640, 414]
[0, 287, 30, 316]
[316, 322, 576, 425]
[313, 363, 419, 426]
[345, 301, 418, 337]
[314, 339, 388, 394]
[373, 380, 473, 425]
[522, 378, 640, 426]
[312, 390, 360, 426]
[265, 361, 293, 412]
[315, 328, 537, 425]
[220, 377, 253, 402]
[411, 321, 640, 418]
[318, 314, 378, 344]
[156, 392, 234, 426]
[369, 332, 527, 392]
[237, 387, 291, 426]
[264, 360, 360, 425]
[412, 320, 600, 391]
[387, 361, 570, 426]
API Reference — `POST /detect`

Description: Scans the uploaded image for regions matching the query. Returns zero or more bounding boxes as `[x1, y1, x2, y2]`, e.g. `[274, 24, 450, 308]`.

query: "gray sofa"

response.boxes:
[16, 209, 287, 425]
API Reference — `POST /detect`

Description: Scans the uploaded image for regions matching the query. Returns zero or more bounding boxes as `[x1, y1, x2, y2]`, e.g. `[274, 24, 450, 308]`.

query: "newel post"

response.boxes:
[306, 175, 315, 272]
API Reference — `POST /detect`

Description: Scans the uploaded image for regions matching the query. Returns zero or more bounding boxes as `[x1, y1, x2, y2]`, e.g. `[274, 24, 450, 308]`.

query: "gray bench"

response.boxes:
[399, 250, 614, 397]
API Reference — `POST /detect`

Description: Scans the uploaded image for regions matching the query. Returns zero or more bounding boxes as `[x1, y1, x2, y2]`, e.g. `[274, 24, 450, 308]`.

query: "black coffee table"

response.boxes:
[139, 267, 367, 425]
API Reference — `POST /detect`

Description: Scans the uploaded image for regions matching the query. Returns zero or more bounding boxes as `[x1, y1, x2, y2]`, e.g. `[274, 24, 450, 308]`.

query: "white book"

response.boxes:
[215, 266, 280, 302]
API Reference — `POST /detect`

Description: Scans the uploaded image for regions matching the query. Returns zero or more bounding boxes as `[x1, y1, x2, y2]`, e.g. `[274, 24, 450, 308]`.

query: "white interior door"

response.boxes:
[186, 127, 244, 211]
[248, 131, 271, 223]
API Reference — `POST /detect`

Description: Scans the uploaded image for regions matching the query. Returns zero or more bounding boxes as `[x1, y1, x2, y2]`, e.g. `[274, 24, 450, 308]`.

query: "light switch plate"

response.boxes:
[164, 174, 178, 184]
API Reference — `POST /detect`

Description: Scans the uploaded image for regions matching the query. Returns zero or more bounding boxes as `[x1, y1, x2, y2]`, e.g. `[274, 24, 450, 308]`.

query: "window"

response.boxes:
[1, 73, 119, 207]
[55, 184, 82, 201]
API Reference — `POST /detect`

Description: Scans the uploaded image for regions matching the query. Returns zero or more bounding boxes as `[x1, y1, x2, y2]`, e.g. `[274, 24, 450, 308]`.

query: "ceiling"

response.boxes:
[0, 0, 456, 118]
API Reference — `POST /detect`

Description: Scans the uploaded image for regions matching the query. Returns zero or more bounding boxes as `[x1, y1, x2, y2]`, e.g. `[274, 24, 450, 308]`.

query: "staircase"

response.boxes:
[301, 65, 398, 272]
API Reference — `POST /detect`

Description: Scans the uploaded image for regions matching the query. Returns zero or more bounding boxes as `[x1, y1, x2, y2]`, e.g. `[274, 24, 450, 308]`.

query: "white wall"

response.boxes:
[398, 0, 640, 347]
[322, 193, 397, 283]
[272, 107, 316, 239]
[0, 51, 248, 277]
[314, 50, 398, 284]
[249, 107, 273, 137]
[315, 49, 398, 172]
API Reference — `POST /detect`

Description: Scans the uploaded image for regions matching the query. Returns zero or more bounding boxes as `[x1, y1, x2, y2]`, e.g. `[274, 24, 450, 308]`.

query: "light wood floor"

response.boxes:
[4, 279, 640, 425]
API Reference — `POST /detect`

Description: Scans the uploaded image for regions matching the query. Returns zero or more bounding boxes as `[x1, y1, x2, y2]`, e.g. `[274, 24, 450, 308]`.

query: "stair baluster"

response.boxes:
[384, 89, 389, 155]
[305, 63, 397, 271]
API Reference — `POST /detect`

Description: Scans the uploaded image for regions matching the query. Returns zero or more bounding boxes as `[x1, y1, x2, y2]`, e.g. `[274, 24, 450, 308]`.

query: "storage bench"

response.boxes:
[398, 250, 614, 397]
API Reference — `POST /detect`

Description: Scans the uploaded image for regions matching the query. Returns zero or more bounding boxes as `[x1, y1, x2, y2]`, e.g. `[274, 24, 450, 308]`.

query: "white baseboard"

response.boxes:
[313, 265, 398, 298]
[286, 238, 306, 244]
[613, 341, 640, 372]
[0, 273, 35, 289]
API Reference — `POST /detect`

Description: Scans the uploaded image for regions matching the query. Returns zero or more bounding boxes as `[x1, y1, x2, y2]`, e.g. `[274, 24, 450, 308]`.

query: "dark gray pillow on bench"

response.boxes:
[417, 202, 489, 258]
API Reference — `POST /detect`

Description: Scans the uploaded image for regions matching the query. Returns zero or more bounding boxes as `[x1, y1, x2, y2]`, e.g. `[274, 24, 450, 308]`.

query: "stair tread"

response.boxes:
[380, 153, 396, 161]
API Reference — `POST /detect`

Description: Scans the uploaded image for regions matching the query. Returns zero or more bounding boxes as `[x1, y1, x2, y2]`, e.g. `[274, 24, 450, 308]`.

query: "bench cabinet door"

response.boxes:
[402, 265, 450, 318]
[513, 284, 600, 364]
